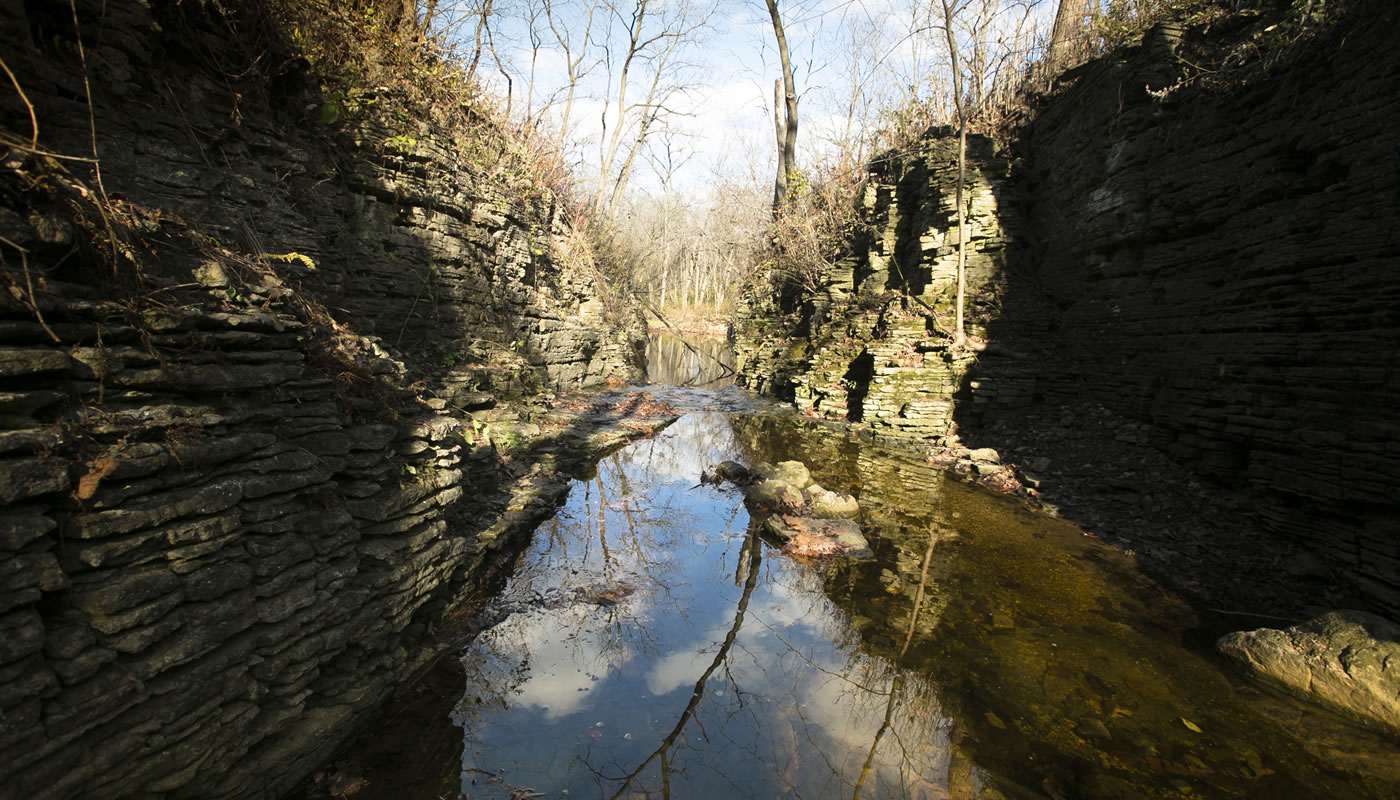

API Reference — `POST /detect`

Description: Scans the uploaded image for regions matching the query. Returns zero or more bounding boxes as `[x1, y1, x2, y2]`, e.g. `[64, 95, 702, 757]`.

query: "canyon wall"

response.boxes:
[734, 1, 1400, 613]
[1003, 6, 1400, 611]
[0, 1, 649, 797]
[733, 132, 1020, 441]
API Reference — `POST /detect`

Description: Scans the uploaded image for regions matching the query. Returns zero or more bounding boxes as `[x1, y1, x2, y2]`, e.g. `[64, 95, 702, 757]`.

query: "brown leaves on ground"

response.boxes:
[781, 531, 845, 560]
[554, 391, 678, 420]
[778, 517, 856, 561]
[978, 470, 1022, 494]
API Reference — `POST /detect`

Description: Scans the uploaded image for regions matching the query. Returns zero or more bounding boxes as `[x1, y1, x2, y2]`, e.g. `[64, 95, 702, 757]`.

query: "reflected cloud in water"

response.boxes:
[347, 402, 1400, 800]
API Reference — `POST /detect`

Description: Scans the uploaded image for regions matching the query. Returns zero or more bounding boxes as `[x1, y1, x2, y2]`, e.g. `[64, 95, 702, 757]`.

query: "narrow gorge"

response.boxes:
[1, 0, 1397, 798]
[0, 1, 666, 796]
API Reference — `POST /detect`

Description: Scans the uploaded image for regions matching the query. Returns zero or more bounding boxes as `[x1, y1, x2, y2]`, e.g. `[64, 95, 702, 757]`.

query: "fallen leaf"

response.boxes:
[76, 455, 118, 500]
[1181, 717, 1202, 733]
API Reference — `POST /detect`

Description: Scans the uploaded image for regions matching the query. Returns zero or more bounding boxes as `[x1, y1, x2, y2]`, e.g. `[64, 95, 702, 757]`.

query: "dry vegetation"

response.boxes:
[753, 0, 1344, 310]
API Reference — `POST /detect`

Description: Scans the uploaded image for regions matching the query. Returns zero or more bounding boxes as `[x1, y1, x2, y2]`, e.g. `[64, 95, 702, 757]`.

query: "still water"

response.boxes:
[327, 340, 1398, 800]
[643, 331, 734, 389]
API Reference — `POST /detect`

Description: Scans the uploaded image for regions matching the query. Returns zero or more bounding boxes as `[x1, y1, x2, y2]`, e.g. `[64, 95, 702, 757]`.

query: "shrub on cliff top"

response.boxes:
[249, 0, 640, 317]
[749, 163, 867, 316]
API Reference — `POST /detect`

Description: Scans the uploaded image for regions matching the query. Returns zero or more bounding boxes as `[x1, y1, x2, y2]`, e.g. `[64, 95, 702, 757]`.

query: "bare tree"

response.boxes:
[543, 0, 600, 149]
[461, 0, 495, 84]
[940, 0, 968, 348]
[592, 0, 714, 217]
[766, 0, 798, 212]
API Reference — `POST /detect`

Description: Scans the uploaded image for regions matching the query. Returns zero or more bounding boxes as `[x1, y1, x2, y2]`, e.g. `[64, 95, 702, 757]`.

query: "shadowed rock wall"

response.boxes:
[734, 2, 1400, 614]
[0, 1, 645, 797]
[993, 3, 1400, 611]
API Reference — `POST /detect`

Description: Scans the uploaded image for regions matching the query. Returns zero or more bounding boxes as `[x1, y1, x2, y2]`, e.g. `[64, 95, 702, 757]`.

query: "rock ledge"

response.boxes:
[1216, 610, 1400, 738]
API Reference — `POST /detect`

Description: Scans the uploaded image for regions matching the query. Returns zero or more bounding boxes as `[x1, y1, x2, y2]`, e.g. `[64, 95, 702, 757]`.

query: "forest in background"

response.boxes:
[265, 0, 1334, 326]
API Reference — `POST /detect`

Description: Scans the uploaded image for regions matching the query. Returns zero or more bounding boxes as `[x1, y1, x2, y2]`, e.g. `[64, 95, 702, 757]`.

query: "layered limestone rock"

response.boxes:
[1217, 611, 1400, 737]
[733, 0, 1400, 615]
[732, 132, 1017, 445]
[0, 1, 652, 798]
[980, 0, 1400, 613]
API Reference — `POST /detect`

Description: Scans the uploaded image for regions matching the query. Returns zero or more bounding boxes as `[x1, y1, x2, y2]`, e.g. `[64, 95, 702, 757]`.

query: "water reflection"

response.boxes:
[728, 415, 1400, 799]
[451, 412, 966, 799]
[645, 332, 734, 388]
[337, 406, 1399, 800]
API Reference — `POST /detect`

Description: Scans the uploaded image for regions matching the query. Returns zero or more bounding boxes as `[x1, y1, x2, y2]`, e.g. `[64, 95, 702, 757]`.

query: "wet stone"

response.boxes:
[807, 488, 860, 520]
[762, 460, 812, 488]
[714, 460, 750, 481]
[746, 479, 803, 511]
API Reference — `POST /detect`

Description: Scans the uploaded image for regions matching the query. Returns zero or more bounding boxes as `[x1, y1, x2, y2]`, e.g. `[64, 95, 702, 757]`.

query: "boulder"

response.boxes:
[754, 460, 812, 489]
[823, 519, 872, 558]
[967, 447, 1001, 464]
[808, 488, 859, 520]
[746, 479, 803, 511]
[1216, 610, 1400, 736]
[713, 460, 750, 482]
[766, 516, 872, 559]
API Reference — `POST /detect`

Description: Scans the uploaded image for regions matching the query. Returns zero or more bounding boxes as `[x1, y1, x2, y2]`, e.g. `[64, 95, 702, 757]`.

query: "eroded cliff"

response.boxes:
[0, 1, 658, 797]
[733, 0, 1400, 615]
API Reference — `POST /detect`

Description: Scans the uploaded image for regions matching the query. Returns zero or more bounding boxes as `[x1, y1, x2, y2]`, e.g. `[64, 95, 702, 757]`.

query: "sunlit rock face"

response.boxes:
[732, 132, 1016, 445]
[1217, 610, 1400, 737]
[732, 1, 1400, 615]
[0, 2, 645, 798]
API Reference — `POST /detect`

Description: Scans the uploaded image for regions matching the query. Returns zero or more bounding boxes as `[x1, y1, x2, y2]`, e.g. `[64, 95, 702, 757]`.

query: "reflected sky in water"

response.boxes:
[387, 396, 1399, 800]
[455, 412, 964, 799]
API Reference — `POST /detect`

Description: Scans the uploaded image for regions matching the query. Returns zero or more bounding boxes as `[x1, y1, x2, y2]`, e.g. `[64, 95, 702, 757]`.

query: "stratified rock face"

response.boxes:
[1001, 2, 1400, 613]
[732, 132, 1016, 444]
[733, 1, 1400, 615]
[1217, 611, 1400, 737]
[0, 2, 643, 798]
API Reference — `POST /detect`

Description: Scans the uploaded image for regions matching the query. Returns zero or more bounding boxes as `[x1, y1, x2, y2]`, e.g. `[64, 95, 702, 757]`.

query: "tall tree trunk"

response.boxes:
[765, 0, 798, 213]
[1047, 0, 1095, 74]
[941, 0, 967, 349]
[772, 79, 787, 209]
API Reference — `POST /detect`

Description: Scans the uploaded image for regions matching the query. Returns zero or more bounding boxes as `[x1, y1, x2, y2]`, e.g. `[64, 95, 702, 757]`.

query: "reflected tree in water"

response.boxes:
[590, 528, 764, 799]
[438, 410, 1399, 800]
[646, 332, 735, 388]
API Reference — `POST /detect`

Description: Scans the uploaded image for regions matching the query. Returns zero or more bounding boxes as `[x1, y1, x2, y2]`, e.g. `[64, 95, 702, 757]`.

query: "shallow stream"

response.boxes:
[319, 340, 1399, 800]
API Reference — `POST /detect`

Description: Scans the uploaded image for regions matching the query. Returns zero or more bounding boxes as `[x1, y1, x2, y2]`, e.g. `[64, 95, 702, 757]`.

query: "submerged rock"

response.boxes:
[1216, 610, 1400, 736]
[571, 581, 636, 607]
[766, 516, 872, 559]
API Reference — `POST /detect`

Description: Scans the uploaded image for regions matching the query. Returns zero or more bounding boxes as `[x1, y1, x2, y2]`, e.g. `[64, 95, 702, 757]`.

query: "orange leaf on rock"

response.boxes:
[76, 455, 118, 500]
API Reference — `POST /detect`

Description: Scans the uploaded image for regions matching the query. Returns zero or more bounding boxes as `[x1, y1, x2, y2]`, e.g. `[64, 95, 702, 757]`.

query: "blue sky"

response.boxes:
[441, 0, 1056, 197]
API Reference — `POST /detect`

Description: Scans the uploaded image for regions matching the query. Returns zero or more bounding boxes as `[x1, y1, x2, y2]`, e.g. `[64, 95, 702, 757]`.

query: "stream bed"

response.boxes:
[312, 383, 1399, 800]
